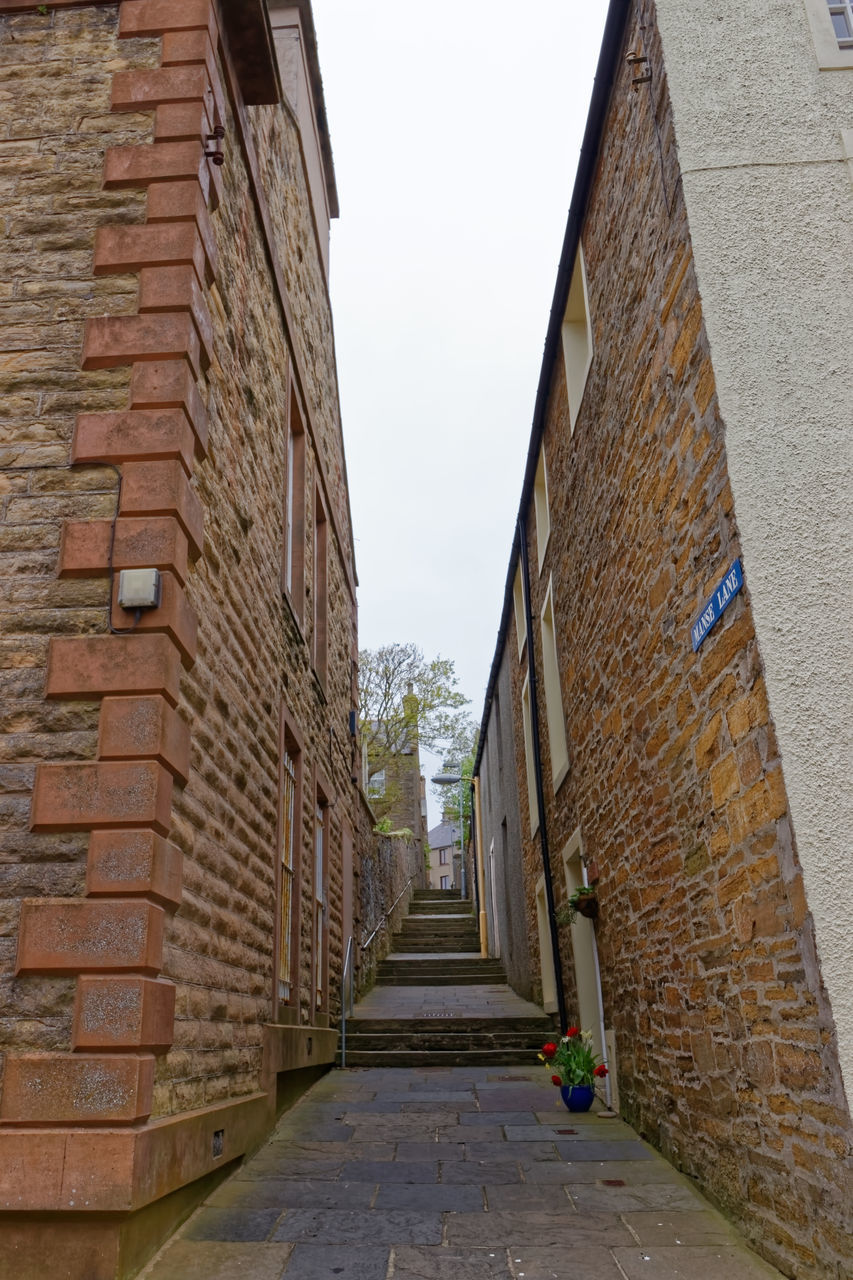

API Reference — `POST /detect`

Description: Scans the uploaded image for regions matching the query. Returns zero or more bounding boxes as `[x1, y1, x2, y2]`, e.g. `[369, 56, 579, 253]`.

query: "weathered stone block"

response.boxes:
[138, 265, 214, 359]
[45, 634, 182, 705]
[16, 898, 165, 973]
[98, 694, 190, 782]
[103, 140, 211, 204]
[110, 571, 198, 668]
[73, 975, 176, 1051]
[129, 358, 209, 455]
[94, 222, 210, 285]
[0, 1053, 154, 1124]
[82, 312, 202, 376]
[87, 828, 182, 907]
[118, 0, 218, 42]
[30, 759, 174, 834]
[119, 459, 203, 558]
[72, 407, 196, 473]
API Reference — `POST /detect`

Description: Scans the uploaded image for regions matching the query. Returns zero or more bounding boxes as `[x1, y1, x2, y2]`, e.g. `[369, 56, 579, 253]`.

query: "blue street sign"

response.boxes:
[691, 559, 743, 652]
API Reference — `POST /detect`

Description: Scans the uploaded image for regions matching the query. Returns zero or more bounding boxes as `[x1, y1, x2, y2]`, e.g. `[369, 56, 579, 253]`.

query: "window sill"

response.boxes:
[282, 588, 306, 645]
[553, 757, 570, 796]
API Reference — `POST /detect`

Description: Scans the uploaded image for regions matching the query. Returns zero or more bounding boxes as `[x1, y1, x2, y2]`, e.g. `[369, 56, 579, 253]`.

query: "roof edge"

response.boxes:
[473, 0, 631, 778]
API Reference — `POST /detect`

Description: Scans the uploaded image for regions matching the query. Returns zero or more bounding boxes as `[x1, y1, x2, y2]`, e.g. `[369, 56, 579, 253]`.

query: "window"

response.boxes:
[828, 0, 853, 45]
[561, 243, 593, 433]
[367, 768, 385, 798]
[521, 673, 539, 835]
[283, 381, 306, 619]
[803, 0, 853, 64]
[440, 875, 450, 890]
[313, 488, 328, 688]
[540, 578, 569, 788]
[277, 711, 302, 1013]
[533, 449, 551, 572]
[513, 564, 527, 660]
[313, 787, 328, 1010]
[439, 848, 448, 866]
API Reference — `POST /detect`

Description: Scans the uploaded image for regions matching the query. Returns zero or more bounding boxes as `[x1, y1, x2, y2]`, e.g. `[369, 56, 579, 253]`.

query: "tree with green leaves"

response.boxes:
[358, 644, 473, 818]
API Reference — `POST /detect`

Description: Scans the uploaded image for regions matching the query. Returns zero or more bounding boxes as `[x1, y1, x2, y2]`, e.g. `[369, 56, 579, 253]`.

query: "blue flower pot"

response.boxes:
[560, 1084, 594, 1112]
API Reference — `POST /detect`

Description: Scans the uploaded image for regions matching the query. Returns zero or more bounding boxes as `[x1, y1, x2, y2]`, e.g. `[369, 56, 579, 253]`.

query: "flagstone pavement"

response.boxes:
[140, 1066, 785, 1280]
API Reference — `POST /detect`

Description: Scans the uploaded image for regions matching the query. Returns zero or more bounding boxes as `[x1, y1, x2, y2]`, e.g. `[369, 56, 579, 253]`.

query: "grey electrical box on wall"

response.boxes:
[118, 568, 162, 610]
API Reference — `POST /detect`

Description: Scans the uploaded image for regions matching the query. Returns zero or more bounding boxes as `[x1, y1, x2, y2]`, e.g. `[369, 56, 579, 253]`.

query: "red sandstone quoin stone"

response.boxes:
[154, 100, 211, 144]
[60, 514, 191, 585]
[130, 358, 209, 456]
[98, 695, 191, 783]
[146, 181, 219, 281]
[138, 265, 214, 360]
[30, 759, 174, 834]
[94, 222, 210, 286]
[87, 829, 183, 908]
[118, 0, 218, 42]
[110, 572, 198, 668]
[16, 899, 165, 974]
[111, 63, 216, 112]
[73, 976, 176, 1052]
[82, 312, 203, 376]
[0, 1054, 155, 1125]
[119, 459, 204, 558]
[45, 634, 182, 705]
[72, 408, 196, 473]
[103, 141, 212, 205]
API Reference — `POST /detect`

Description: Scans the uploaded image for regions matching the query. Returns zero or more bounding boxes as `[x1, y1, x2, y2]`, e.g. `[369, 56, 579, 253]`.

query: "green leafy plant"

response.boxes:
[538, 1028, 609, 1088]
[555, 884, 598, 927]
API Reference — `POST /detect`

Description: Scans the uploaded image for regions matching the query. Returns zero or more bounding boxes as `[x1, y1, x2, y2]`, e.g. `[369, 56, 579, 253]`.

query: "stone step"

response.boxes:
[389, 942, 481, 952]
[341, 1033, 548, 1053]
[377, 959, 505, 973]
[375, 972, 505, 986]
[408, 904, 473, 915]
[344, 1016, 553, 1035]
[412, 889, 461, 899]
[337, 1047, 540, 1067]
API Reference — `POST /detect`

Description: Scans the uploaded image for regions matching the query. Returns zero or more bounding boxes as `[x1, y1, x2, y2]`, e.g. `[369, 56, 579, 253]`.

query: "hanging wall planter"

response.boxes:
[556, 885, 599, 926]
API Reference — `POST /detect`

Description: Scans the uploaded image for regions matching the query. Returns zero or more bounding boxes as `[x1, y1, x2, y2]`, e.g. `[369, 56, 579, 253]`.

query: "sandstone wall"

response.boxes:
[503, 4, 852, 1276]
[0, 2, 360, 1273]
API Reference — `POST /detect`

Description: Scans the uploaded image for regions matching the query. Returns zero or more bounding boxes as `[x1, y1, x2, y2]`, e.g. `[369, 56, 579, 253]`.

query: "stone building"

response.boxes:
[0, 1, 363, 1275]
[473, 1, 853, 1276]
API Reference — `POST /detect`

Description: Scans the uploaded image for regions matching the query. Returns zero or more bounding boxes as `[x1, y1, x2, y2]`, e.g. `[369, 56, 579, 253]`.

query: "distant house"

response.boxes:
[473, 1, 853, 1277]
[426, 819, 461, 891]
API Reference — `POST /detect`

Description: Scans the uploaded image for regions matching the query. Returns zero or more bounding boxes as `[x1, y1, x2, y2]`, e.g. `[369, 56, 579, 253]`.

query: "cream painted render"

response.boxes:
[656, 0, 853, 1099]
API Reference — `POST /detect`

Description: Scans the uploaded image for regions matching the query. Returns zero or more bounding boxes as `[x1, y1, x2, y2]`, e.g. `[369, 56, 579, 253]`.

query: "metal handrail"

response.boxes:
[360, 873, 418, 951]
[340, 934, 354, 1069]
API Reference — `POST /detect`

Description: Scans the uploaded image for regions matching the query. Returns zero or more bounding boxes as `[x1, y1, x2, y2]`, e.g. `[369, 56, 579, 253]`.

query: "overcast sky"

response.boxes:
[311, 0, 610, 823]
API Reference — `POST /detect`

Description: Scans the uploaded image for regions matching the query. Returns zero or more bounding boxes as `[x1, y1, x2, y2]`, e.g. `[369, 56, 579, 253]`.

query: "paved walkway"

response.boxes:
[352, 979, 547, 1019]
[141, 1066, 784, 1280]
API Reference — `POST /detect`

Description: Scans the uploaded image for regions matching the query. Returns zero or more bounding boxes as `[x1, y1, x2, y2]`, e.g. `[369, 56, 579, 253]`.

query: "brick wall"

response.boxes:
[497, 3, 852, 1277]
[0, 3, 361, 1275]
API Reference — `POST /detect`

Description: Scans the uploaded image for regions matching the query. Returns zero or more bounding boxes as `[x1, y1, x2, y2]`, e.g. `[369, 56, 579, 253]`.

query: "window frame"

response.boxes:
[313, 486, 328, 691]
[282, 378, 307, 625]
[275, 705, 303, 1019]
[513, 564, 527, 661]
[561, 243, 594, 434]
[803, 0, 853, 65]
[533, 448, 551, 573]
[540, 576, 569, 790]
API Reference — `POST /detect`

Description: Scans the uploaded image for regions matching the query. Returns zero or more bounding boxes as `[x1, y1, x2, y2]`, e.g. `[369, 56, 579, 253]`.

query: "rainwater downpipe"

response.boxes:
[517, 516, 568, 1032]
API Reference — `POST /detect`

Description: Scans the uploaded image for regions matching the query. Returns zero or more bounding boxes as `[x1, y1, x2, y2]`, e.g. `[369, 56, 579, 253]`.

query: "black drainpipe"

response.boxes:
[517, 517, 568, 1032]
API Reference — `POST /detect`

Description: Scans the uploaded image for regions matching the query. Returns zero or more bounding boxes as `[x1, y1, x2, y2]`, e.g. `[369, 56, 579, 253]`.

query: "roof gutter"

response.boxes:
[473, 0, 631, 779]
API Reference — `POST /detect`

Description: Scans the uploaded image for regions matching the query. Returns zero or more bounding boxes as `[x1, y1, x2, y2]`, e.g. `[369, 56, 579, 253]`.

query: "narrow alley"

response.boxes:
[140, 893, 784, 1280]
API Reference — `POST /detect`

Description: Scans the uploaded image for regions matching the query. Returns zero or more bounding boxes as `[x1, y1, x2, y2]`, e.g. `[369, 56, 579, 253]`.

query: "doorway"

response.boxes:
[562, 826, 612, 1104]
[535, 875, 558, 1013]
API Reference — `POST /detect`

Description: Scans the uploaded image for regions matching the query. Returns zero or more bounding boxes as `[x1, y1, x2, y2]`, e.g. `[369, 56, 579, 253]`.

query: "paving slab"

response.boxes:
[140, 1066, 786, 1280]
[391, 1245, 513, 1278]
[280, 1244, 389, 1279]
[271, 1207, 442, 1245]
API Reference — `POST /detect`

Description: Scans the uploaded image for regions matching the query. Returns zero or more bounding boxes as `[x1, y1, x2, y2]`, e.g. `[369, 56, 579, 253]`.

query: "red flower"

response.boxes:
[542, 1042, 557, 1059]
[551, 1074, 562, 1087]
[565, 1026, 580, 1038]
[593, 1064, 608, 1077]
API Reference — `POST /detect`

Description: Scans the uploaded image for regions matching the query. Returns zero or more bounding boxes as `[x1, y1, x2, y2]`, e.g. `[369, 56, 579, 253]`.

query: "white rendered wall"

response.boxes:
[656, 0, 853, 1100]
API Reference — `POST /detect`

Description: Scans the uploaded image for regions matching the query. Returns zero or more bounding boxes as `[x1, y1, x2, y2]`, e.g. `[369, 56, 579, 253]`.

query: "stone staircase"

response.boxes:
[341, 888, 555, 1067]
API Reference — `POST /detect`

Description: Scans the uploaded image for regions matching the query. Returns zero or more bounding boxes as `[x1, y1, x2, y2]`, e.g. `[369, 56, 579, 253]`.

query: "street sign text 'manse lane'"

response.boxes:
[691, 559, 744, 651]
